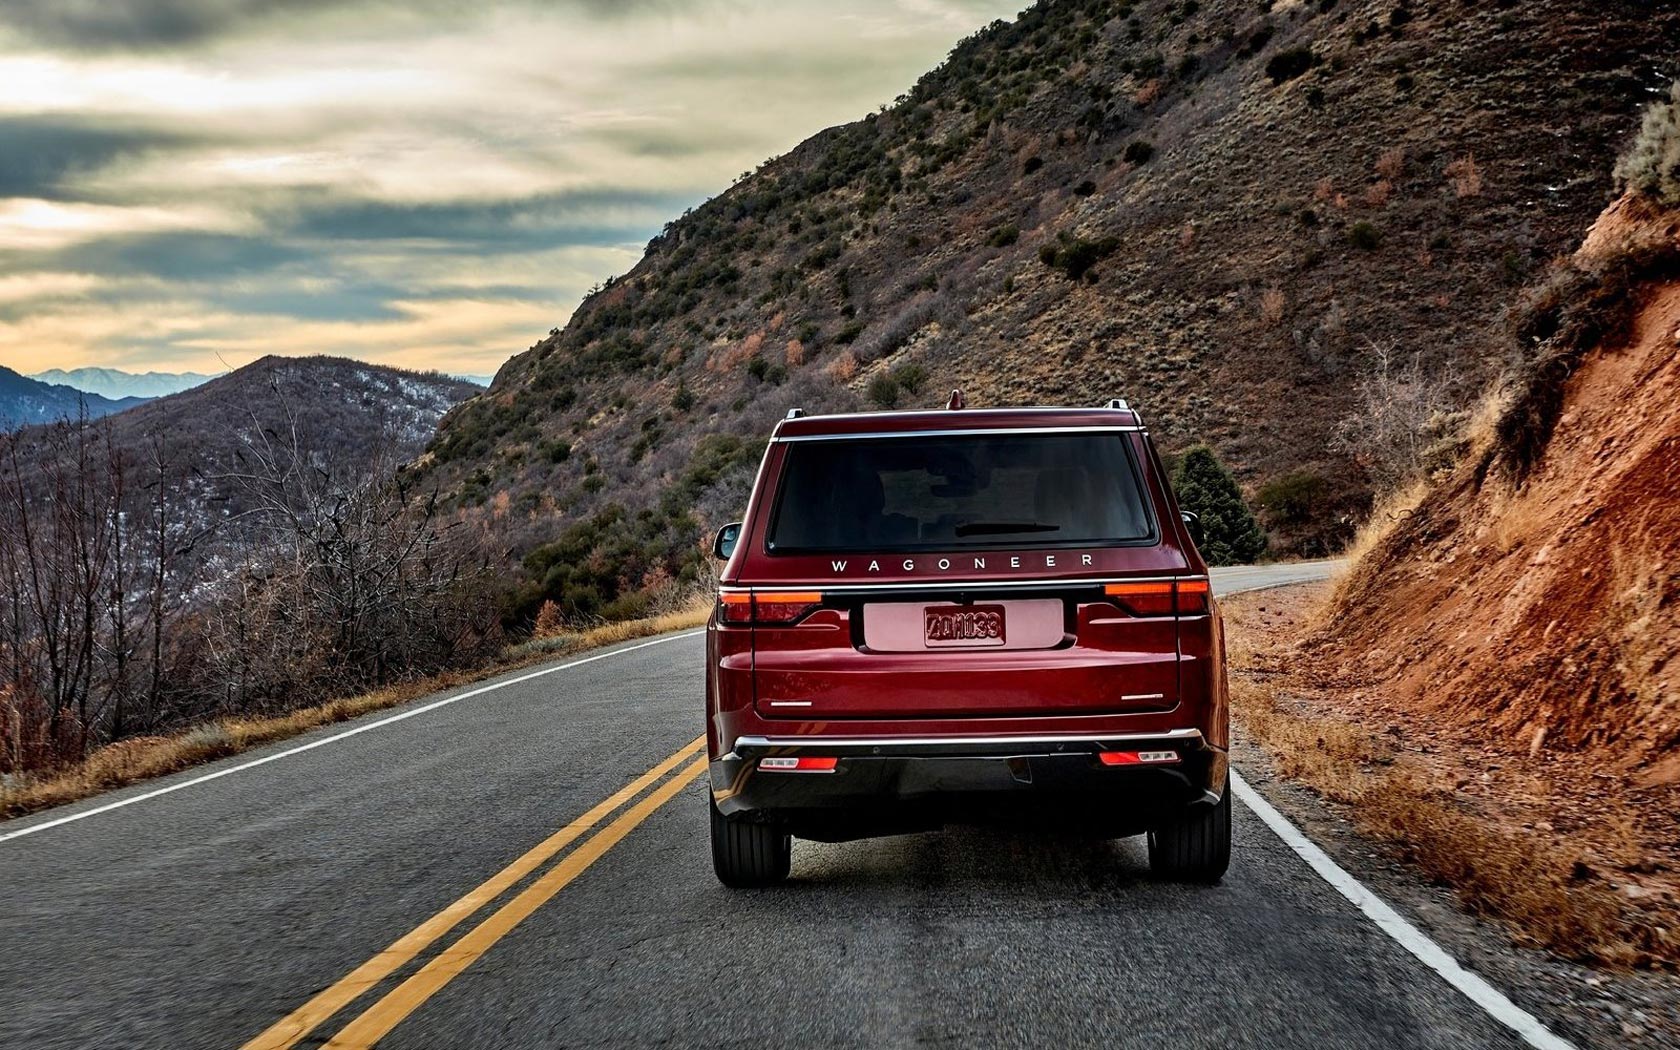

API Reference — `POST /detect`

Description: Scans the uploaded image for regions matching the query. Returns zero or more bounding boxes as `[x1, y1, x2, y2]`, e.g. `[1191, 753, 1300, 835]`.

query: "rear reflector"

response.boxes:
[1098, 750, 1180, 766]
[759, 756, 838, 773]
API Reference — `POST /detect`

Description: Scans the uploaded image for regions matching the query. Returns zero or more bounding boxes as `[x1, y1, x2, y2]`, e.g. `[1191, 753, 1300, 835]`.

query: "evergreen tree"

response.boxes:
[1171, 445, 1268, 566]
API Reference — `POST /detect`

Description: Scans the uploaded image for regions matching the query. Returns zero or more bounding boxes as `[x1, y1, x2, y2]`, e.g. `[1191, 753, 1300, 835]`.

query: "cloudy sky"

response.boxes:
[0, 0, 1021, 378]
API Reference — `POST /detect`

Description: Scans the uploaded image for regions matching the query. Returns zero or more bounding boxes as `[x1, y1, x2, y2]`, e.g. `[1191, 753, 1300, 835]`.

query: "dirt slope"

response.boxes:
[419, 0, 1680, 594]
[1327, 198, 1680, 777]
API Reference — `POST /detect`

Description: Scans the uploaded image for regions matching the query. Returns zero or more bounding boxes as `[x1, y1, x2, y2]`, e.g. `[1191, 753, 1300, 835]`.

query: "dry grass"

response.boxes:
[1321, 477, 1430, 616]
[1231, 595, 1676, 968]
[1234, 676, 1656, 964]
[0, 600, 712, 822]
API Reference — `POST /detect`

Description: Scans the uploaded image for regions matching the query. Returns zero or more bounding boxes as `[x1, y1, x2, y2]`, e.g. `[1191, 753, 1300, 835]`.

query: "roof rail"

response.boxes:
[786, 408, 804, 419]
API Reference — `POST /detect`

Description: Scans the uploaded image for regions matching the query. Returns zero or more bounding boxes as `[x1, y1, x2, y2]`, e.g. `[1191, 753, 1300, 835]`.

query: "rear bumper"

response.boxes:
[710, 731, 1227, 841]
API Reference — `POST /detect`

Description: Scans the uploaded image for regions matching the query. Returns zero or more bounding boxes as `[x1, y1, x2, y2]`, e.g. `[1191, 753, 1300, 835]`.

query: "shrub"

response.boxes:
[1265, 47, 1318, 85]
[1172, 446, 1268, 565]
[1615, 79, 1680, 204]
[891, 362, 929, 395]
[1039, 234, 1120, 281]
[986, 223, 1020, 247]
[1122, 140, 1155, 165]
[1331, 342, 1454, 492]
[1023, 155, 1044, 175]
[1073, 179, 1097, 196]
[1494, 238, 1680, 477]
[835, 321, 865, 344]
[1256, 471, 1330, 530]
[1347, 221, 1382, 250]
[867, 373, 901, 407]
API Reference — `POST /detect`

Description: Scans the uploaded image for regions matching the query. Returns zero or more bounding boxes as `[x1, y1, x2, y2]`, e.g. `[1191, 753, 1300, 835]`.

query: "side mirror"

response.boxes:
[713, 521, 743, 560]
[1180, 510, 1205, 548]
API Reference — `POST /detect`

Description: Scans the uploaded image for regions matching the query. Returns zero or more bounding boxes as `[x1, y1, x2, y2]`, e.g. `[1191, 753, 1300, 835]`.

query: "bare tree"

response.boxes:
[1332, 341, 1457, 494]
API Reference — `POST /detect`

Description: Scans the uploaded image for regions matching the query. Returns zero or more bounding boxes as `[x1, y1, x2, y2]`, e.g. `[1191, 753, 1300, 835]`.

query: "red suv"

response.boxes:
[705, 399, 1229, 886]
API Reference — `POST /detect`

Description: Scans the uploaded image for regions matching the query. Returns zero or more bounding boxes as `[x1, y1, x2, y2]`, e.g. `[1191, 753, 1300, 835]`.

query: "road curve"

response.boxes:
[0, 559, 1544, 1050]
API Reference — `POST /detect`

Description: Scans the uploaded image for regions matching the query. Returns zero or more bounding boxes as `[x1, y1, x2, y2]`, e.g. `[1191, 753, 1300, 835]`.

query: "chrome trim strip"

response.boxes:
[733, 729, 1205, 752]
[767, 701, 813, 707]
[722, 574, 1206, 595]
[774, 425, 1145, 442]
[1121, 693, 1166, 702]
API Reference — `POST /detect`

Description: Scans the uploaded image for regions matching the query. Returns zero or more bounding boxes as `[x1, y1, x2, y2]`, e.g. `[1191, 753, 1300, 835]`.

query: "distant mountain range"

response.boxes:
[89, 356, 484, 472]
[29, 367, 218, 400]
[0, 366, 148, 430]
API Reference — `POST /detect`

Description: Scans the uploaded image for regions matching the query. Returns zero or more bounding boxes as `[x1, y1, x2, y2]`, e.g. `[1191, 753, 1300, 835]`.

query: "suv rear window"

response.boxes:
[766, 432, 1154, 553]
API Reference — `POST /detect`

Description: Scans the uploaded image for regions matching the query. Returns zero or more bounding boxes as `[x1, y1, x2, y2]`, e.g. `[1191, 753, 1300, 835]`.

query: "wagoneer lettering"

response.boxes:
[705, 399, 1230, 887]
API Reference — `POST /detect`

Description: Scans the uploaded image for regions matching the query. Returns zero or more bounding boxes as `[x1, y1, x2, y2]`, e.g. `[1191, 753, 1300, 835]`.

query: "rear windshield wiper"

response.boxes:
[953, 521, 1062, 536]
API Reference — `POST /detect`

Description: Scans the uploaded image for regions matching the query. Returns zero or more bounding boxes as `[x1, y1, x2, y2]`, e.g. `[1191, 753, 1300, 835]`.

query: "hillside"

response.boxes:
[417, 0, 1680, 623]
[1327, 194, 1680, 774]
[1, 355, 478, 535]
[0, 366, 146, 430]
[29, 367, 218, 400]
[95, 355, 477, 472]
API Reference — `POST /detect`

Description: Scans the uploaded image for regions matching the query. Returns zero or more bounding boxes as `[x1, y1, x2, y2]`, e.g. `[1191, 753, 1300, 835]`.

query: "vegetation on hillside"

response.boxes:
[0, 361, 487, 777]
[418, 0, 1680, 600]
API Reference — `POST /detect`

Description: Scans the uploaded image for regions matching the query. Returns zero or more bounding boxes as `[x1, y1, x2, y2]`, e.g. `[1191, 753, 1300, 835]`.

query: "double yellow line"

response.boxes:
[243, 735, 709, 1050]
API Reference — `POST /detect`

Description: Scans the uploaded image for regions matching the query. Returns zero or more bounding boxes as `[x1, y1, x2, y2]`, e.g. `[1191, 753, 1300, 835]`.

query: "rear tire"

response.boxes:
[710, 797, 791, 887]
[1148, 779, 1232, 884]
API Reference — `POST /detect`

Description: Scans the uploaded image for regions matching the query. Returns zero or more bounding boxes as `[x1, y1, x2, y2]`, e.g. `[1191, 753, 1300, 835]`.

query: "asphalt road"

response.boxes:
[0, 559, 1548, 1050]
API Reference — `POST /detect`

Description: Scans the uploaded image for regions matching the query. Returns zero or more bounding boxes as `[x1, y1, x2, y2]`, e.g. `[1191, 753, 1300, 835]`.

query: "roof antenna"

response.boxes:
[947, 389, 965, 410]
[1106, 398, 1130, 411]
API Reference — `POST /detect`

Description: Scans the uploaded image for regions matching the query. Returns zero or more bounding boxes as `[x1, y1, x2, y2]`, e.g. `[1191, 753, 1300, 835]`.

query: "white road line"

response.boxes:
[1232, 774, 1579, 1050]
[0, 631, 706, 846]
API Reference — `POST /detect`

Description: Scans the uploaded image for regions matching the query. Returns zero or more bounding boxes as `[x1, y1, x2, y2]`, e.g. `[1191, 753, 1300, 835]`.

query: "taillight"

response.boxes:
[753, 591, 823, 623]
[716, 590, 824, 625]
[1176, 578, 1211, 615]
[1103, 580, 1175, 617]
[717, 591, 754, 624]
[1102, 579, 1211, 617]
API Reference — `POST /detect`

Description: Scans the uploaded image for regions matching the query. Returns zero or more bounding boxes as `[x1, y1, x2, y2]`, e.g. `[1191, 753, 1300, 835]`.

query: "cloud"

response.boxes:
[0, 0, 702, 51]
[0, 114, 209, 198]
[0, 0, 1024, 374]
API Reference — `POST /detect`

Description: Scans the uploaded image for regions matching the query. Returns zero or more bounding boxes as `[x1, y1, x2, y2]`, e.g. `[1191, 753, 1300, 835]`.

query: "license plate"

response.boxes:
[924, 604, 1006, 648]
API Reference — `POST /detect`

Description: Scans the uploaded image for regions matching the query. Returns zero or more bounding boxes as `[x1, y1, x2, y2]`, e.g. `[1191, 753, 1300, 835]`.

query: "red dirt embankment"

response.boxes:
[1328, 198, 1680, 785]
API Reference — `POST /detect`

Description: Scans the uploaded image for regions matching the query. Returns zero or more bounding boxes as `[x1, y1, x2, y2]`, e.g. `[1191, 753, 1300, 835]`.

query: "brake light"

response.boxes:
[1102, 579, 1211, 617]
[753, 592, 824, 624]
[1176, 578, 1211, 615]
[716, 591, 824, 625]
[717, 591, 754, 624]
[1103, 580, 1175, 617]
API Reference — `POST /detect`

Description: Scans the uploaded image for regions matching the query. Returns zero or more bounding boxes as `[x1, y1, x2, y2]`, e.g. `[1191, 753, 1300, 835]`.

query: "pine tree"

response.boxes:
[1171, 446, 1268, 566]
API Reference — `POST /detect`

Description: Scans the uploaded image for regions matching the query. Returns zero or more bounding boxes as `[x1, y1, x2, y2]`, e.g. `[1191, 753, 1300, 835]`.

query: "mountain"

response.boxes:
[29, 367, 218, 400]
[415, 0, 1680, 620]
[90, 355, 480, 478]
[0, 366, 146, 430]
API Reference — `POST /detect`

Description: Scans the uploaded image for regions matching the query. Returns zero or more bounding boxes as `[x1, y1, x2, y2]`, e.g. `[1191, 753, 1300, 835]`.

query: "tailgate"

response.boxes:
[749, 582, 1189, 720]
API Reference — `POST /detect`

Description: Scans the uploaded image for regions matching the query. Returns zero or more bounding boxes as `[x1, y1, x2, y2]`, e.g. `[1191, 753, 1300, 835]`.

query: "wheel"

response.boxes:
[709, 797, 791, 887]
[1148, 780, 1232, 884]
